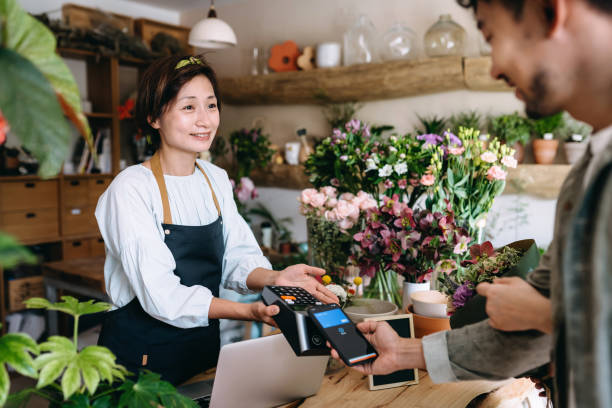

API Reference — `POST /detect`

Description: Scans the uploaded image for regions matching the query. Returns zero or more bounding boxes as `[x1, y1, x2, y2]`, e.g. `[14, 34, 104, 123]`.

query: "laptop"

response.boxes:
[178, 334, 329, 408]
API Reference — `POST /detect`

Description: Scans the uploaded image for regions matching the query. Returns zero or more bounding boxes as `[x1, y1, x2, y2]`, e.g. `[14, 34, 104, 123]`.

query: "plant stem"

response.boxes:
[74, 315, 79, 350]
[31, 389, 62, 405]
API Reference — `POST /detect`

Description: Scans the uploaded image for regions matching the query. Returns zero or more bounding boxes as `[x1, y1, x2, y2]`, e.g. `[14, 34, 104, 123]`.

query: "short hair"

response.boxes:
[135, 54, 222, 150]
[457, 0, 612, 17]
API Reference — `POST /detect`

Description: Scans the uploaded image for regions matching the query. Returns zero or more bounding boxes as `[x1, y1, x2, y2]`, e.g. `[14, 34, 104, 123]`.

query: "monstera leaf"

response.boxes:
[0, 332, 39, 406]
[117, 371, 198, 408]
[0, 232, 36, 269]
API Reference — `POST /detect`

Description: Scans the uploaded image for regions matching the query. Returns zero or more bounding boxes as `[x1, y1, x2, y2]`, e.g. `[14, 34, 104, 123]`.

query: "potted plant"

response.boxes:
[559, 113, 592, 164]
[531, 112, 564, 164]
[228, 127, 274, 179]
[487, 112, 531, 163]
[448, 110, 482, 134]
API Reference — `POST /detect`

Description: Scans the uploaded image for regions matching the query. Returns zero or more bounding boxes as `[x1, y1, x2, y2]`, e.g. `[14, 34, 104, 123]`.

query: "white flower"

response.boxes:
[399, 153, 406, 159]
[390, 135, 397, 143]
[371, 153, 380, 163]
[378, 164, 393, 177]
[389, 146, 398, 153]
[480, 151, 497, 163]
[366, 158, 378, 171]
[326, 284, 347, 303]
[394, 162, 408, 175]
[501, 155, 518, 168]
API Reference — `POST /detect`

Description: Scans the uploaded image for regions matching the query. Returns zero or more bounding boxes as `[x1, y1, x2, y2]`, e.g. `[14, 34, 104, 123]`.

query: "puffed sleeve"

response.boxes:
[95, 170, 215, 328]
[206, 164, 272, 294]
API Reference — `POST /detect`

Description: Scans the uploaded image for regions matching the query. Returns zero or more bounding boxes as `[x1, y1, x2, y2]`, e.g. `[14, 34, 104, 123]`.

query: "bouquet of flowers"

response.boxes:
[426, 127, 517, 241]
[230, 177, 258, 222]
[352, 195, 471, 306]
[299, 186, 377, 280]
[229, 127, 274, 178]
[437, 241, 521, 314]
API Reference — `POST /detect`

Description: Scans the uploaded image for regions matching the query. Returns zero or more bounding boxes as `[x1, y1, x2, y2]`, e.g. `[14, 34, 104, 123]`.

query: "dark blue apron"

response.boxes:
[98, 152, 225, 385]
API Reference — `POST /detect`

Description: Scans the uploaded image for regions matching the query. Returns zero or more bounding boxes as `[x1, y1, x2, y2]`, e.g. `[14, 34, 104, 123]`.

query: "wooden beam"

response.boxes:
[504, 164, 571, 199]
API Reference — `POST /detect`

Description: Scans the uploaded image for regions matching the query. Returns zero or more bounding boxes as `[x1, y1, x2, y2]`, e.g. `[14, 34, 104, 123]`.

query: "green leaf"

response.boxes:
[0, 0, 93, 157]
[0, 333, 39, 392]
[0, 232, 36, 269]
[0, 363, 9, 407]
[0, 48, 70, 178]
[5, 387, 35, 408]
[37, 358, 69, 389]
[118, 371, 198, 408]
[61, 362, 81, 400]
[80, 363, 100, 396]
[26, 296, 112, 318]
[91, 395, 114, 408]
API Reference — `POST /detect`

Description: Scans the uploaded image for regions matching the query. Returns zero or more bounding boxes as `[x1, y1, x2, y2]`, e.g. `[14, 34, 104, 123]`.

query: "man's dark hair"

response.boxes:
[135, 54, 222, 150]
[457, 0, 612, 16]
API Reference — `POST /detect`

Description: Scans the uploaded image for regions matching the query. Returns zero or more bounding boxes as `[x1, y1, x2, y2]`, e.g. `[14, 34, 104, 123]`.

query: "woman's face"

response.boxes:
[150, 75, 220, 154]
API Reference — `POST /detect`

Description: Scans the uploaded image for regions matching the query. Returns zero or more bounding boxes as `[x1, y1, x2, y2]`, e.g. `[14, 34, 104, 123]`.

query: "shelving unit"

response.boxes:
[251, 163, 571, 199]
[218, 56, 511, 105]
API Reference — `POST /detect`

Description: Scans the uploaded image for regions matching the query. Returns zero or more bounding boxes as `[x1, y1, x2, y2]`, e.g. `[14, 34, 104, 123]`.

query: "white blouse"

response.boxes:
[95, 160, 271, 329]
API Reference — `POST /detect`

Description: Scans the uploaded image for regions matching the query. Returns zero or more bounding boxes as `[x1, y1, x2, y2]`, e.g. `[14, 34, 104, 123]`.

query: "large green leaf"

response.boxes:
[0, 48, 70, 178]
[0, 333, 39, 406]
[0, 232, 36, 269]
[117, 371, 198, 408]
[25, 296, 112, 318]
[0, 0, 93, 155]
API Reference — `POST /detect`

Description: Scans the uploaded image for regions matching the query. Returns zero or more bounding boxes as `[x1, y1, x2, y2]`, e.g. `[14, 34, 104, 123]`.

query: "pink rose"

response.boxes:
[501, 155, 518, 168]
[360, 197, 377, 211]
[321, 186, 338, 198]
[420, 174, 435, 186]
[324, 209, 338, 221]
[339, 192, 355, 201]
[310, 192, 327, 208]
[480, 151, 497, 163]
[326, 198, 338, 208]
[338, 218, 354, 230]
[300, 188, 318, 205]
[335, 200, 359, 220]
[449, 146, 465, 155]
[486, 165, 507, 181]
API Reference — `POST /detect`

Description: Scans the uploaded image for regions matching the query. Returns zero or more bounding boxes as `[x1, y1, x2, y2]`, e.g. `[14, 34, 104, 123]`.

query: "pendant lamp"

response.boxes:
[188, 0, 237, 49]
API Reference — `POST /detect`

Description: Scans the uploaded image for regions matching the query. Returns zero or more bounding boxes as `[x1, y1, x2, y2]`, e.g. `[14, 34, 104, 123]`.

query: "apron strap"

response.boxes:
[150, 152, 222, 224]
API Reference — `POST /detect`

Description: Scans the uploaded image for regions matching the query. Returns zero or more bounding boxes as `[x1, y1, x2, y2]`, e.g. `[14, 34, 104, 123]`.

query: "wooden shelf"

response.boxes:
[84, 112, 114, 119]
[250, 164, 570, 199]
[58, 47, 149, 67]
[218, 56, 511, 105]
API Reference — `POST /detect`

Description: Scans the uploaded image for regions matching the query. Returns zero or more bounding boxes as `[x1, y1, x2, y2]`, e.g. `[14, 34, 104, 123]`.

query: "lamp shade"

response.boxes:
[188, 15, 237, 49]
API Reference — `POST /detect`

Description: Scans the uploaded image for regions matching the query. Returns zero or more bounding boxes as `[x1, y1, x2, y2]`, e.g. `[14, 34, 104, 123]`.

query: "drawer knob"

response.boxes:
[26, 213, 36, 219]
[25, 182, 35, 188]
[70, 180, 80, 186]
[96, 179, 105, 185]
[72, 241, 82, 247]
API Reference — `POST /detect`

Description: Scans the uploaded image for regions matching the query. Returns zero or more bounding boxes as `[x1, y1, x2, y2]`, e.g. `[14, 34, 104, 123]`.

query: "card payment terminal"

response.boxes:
[262, 286, 330, 356]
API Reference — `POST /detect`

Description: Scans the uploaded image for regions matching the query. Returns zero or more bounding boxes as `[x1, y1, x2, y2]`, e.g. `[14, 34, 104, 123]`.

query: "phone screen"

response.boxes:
[311, 307, 377, 365]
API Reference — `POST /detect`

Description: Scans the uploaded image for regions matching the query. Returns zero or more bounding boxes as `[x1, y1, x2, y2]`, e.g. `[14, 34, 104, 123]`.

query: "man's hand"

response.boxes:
[476, 277, 553, 333]
[275, 264, 339, 304]
[328, 320, 426, 375]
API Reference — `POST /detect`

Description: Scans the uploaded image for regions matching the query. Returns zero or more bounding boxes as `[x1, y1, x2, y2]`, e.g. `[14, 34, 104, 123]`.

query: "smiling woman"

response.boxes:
[93, 54, 338, 385]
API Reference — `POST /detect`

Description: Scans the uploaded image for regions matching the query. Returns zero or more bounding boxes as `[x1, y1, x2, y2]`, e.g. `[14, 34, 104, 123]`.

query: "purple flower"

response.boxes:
[417, 133, 443, 146]
[345, 119, 361, 133]
[363, 125, 371, 139]
[443, 131, 462, 147]
[452, 283, 475, 309]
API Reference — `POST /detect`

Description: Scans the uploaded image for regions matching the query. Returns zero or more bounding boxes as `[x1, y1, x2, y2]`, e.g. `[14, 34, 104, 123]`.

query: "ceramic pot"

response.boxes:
[401, 281, 430, 311]
[532, 139, 559, 164]
[344, 298, 398, 323]
[512, 141, 525, 163]
[564, 142, 588, 165]
[407, 305, 450, 338]
[410, 290, 448, 318]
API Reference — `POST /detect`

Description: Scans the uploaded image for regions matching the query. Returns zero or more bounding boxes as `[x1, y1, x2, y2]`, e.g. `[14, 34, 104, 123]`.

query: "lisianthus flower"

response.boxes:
[443, 131, 462, 147]
[448, 146, 465, 155]
[480, 151, 497, 163]
[378, 164, 393, 177]
[420, 174, 435, 186]
[345, 119, 361, 133]
[394, 162, 408, 175]
[383, 179, 394, 190]
[398, 179, 408, 189]
[486, 165, 507, 181]
[366, 158, 378, 171]
[417, 133, 443, 146]
[501, 155, 518, 168]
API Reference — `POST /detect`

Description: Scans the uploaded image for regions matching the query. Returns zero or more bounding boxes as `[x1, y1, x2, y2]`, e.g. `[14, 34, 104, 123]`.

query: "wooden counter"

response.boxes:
[282, 367, 539, 407]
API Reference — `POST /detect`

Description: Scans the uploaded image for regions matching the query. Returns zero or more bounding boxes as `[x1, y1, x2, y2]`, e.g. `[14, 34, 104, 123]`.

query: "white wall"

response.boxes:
[180, 0, 558, 250]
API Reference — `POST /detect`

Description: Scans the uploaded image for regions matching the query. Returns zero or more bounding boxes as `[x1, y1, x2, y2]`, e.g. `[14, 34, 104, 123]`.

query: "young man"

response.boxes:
[332, 1, 612, 407]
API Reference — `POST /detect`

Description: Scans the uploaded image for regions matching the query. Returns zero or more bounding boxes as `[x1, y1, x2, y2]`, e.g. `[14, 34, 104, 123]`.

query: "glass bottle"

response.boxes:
[343, 15, 379, 66]
[381, 22, 418, 61]
[424, 14, 466, 57]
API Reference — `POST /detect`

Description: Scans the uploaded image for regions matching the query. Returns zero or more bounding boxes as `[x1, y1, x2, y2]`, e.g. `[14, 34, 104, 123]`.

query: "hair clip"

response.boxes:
[175, 56, 203, 69]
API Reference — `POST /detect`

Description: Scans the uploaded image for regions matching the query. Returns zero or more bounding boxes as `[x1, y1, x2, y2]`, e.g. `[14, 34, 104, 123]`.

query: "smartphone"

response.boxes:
[308, 304, 378, 366]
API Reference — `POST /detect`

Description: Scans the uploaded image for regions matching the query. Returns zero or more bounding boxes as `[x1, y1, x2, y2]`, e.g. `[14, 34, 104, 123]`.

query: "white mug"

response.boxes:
[316, 42, 342, 68]
[285, 142, 301, 165]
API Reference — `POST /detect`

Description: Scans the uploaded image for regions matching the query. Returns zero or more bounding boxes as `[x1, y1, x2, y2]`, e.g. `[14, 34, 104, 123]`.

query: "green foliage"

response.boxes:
[531, 112, 564, 137]
[317, 97, 363, 131]
[0, 0, 93, 177]
[229, 127, 273, 179]
[306, 216, 354, 274]
[0, 232, 36, 269]
[209, 135, 228, 163]
[25, 297, 112, 319]
[487, 112, 531, 146]
[449, 111, 482, 134]
[558, 112, 592, 142]
[0, 332, 39, 405]
[117, 371, 198, 408]
[414, 114, 447, 135]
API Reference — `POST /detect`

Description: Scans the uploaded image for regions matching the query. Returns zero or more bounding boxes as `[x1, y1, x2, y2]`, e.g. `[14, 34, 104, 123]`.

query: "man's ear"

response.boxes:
[148, 116, 160, 130]
[547, 0, 568, 38]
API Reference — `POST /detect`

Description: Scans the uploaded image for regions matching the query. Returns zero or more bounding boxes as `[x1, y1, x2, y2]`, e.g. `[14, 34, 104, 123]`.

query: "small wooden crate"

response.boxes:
[62, 3, 134, 35]
[7, 276, 45, 312]
[134, 18, 194, 54]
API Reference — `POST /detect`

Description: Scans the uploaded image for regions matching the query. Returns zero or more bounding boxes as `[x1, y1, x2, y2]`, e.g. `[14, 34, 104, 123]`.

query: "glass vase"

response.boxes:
[423, 14, 466, 57]
[380, 22, 419, 61]
[343, 15, 379, 66]
[363, 268, 402, 308]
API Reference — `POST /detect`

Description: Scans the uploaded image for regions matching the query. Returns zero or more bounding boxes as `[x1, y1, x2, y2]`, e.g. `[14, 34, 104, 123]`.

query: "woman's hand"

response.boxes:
[275, 264, 339, 304]
[249, 302, 279, 326]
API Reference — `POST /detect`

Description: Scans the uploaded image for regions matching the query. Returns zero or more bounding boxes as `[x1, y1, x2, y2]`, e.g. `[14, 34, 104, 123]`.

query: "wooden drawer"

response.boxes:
[63, 179, 89, 207]
[63, 239, 92, 260]
[88, 177, 111, 206]
[90, 237, 106, 256]
[62, 206, 96, 236]
[0, 180, 58, 212]
[7, 276, 45, 312]
[0, 208, 60, 242]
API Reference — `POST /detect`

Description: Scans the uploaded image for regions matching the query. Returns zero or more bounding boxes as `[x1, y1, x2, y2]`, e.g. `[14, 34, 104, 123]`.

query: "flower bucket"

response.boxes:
[344, 298, 398, 323]
[449, 239, 541, 329]
[363, 269, 402, 307]
[402, 281, 430, 311]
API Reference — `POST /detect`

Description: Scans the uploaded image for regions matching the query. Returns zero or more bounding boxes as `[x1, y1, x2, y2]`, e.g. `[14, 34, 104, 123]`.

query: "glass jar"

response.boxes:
[343, 15, 379, 66]
[380, 22, 418, 61]
[423, 14, 466, 57]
